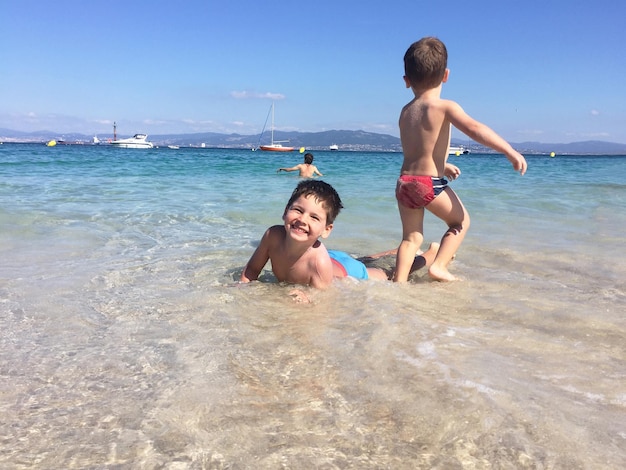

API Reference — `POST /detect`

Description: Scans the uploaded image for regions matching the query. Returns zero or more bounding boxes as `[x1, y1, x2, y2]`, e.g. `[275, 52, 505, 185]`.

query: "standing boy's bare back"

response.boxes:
[400, 91, 454, 177]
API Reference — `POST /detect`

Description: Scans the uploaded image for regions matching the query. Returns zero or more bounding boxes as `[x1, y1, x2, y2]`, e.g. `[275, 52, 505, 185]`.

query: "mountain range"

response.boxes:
[1, 128, 625, 154]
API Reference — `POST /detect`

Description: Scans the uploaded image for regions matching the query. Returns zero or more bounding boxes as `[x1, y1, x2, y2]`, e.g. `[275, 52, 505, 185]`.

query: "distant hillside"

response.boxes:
[1, 128, 625, 154]
[151, 129, 403, 152]
[511, 140, 626, 155]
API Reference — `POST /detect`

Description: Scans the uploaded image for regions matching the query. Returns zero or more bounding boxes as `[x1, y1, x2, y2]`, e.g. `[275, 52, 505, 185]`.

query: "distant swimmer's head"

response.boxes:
[285, 180, 343, 225]
[304, 152, 314, 164]
[404, 36, 448, 90]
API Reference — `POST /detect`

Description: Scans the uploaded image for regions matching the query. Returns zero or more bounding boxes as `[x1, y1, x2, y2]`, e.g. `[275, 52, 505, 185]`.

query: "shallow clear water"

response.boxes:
[1, 144, 625, 468]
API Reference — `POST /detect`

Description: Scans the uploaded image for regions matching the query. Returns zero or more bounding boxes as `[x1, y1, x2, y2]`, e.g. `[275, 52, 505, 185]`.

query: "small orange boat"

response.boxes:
[259, 143, 294, 152]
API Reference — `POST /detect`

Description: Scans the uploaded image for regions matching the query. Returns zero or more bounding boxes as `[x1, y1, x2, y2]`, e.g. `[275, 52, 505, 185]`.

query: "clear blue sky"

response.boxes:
[2, 0, 625, 143]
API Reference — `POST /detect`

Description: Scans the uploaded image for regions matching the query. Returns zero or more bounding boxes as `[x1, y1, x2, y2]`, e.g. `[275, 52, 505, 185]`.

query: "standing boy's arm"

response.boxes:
[445, 101, 527, 175]
[240, 228, 273, 282]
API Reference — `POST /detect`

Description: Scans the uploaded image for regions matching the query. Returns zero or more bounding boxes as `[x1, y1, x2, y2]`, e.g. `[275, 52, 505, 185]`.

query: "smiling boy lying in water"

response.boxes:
[240, 178, 456, 299]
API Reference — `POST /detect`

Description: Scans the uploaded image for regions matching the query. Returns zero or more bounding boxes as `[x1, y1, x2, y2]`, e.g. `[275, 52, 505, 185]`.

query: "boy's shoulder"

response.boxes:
[261, 224, 286, 245]
[265, 224, 286, 237]
[403, 94, 452, 109]
[400, 96, 459, 124]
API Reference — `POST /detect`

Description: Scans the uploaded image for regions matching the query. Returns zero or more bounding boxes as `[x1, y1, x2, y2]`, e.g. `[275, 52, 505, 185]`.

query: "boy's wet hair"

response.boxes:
[285, 180, 343, 224]
[404, 36, 447, 90]
[304, 153, 314, 164]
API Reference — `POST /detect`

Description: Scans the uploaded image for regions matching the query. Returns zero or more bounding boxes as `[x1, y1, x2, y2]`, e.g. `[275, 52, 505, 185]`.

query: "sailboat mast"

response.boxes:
[270, 102, 275, 145]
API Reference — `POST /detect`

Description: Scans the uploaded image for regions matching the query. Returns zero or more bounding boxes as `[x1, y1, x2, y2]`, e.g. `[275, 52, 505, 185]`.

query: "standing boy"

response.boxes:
[395, 36, 527, 282]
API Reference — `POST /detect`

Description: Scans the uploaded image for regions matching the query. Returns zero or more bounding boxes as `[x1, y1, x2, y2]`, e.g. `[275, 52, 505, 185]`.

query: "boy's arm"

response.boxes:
[277, 165, 300, 172]
[240, 228, 272, 282]
[313, 166, 323, 176]
[445, 101, 527, 175]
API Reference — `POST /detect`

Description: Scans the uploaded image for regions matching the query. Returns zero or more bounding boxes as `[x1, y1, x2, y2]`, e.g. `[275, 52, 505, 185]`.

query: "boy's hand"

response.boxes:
[289, 288, 312, 303]
[508, 152, 527, 175]
[444, 163, 461, 180]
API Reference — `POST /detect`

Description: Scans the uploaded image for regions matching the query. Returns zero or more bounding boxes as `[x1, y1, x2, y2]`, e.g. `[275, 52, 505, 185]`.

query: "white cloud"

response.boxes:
[582, 131, 609, 138]
[516, 129, 544, 136]
[368, 123, 394, 132]
[230, 91, 285, 100]
[590, 109, 600, 116]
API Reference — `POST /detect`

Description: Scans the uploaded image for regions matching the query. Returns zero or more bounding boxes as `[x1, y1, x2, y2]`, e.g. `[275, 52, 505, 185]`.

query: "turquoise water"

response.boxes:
[1, 143, 625, 468]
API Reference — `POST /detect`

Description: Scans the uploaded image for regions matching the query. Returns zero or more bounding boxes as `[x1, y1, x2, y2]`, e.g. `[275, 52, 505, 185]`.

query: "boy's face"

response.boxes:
[283, 195, 333, 243]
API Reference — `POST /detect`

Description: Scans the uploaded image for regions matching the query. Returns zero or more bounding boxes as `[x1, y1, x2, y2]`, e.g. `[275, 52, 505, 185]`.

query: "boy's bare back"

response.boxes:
[297, 163, 322, 178]
[399, 88, 453, 178]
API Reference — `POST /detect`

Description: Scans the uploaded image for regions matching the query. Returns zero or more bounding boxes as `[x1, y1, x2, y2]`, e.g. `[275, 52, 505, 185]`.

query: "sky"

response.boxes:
[2, 0, 625, 144]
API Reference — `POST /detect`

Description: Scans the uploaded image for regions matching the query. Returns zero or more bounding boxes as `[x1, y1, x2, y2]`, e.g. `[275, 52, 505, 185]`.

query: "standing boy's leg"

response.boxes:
[426, 187, 470, 281]
[393, 204, 425, 282]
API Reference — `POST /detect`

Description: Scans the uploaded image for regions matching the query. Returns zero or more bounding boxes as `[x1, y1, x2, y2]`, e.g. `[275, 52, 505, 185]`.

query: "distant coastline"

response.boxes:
[1, 128, 625, 155]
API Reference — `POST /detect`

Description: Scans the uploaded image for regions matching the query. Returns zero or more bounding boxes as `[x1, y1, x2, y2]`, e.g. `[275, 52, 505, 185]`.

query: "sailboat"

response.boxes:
[258, 102, 294, 152]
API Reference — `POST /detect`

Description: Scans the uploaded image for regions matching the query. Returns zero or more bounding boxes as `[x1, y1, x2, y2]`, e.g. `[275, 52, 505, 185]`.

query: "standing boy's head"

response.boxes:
[304, 152, 314, 164]
[403, 37, 448, 90]
[284, 180, 343, 225]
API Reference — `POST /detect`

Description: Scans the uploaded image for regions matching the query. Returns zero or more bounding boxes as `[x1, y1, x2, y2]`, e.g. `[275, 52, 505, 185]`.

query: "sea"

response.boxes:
[1, 143, 625, 469]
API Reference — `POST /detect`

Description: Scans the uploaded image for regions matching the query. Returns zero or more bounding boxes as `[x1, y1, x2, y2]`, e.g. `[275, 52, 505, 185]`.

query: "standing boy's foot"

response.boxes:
[428, 264, 458, 282]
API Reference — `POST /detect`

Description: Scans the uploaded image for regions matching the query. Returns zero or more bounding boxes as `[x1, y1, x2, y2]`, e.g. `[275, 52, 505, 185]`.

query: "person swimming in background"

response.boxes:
[277, 152, 323, 178]
[240, 180, 440, 302]
[394, 36, 527, 283]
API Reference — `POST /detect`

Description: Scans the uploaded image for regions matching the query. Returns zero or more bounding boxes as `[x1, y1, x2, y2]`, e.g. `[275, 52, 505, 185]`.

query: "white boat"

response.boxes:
[167, 145, 180, 149]
[449, 145, 470, 156]
[110, 133, 154, 149]
[258, 102, 294, 152]
[93, 136, 101, 145]
[329, 144, 339, 151]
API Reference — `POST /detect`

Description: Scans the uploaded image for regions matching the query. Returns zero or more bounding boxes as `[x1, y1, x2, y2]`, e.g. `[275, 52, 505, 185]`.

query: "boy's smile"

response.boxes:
[283, 195, 333, 242]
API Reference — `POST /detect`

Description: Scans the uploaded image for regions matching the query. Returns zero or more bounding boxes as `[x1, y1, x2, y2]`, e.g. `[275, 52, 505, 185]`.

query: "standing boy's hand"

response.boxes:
[444, 163, 461, 180]
[507, 151, 527, 175]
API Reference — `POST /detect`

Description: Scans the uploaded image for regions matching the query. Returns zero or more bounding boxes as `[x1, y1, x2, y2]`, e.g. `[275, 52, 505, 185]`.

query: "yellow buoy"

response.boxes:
[550, 152, 556, 157]
[455, 151, 461, 156]
[46, 140, 57, 147]
[299, 147, 305, 153]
